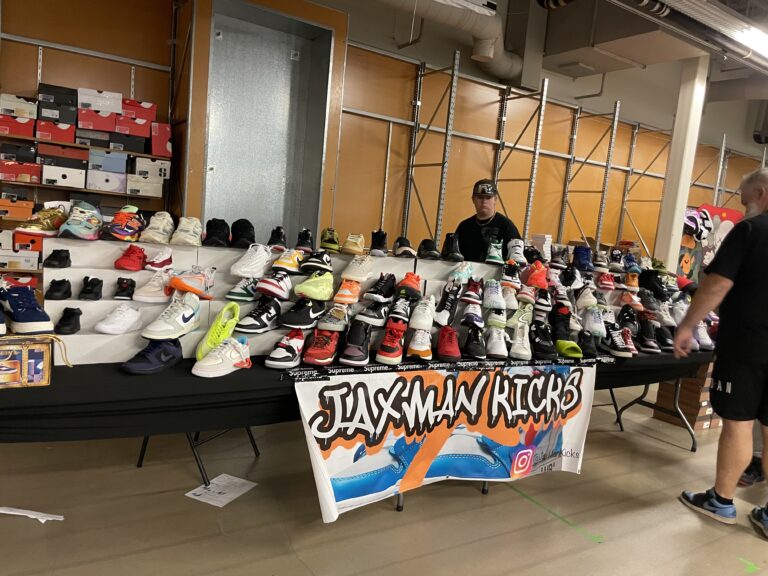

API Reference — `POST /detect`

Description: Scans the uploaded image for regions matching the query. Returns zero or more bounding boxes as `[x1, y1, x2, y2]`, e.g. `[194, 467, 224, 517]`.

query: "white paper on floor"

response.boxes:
[0, 507, 64, 523]
[185, 474, 257, 507]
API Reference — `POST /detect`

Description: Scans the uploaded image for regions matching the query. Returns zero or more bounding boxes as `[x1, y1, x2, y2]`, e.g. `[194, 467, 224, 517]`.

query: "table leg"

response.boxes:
[608, 388, 622, 429]
[481, 481, 489, 495]
[136, 436, 150, 468]
[674, 378, 698, 452]
[616, 384, 651, 431]
[245, 427, 260, 458]
[186, 432, 211, 486]
[395, 493, 404, 512]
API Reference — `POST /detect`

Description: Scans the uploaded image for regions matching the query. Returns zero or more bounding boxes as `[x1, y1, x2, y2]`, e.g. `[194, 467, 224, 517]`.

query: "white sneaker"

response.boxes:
[553, 285, 571, 308]
[167, 266, 215, 299]
[507, 238, 527, 264]
[226, 277, 259, 301]
[169, 217, 202, 246]
[191, 336, 252, 378]
[140, 211, 175, 244]
[531, 234, 552, 262]
[230, 243, 271, 278]
[94, 303, 142, 334]
[694, 321, 714, 350]
[141, 291, 200, 339]
[583, 306, 606, 338]
[256, 270, 292, 300]
[145, 246, 173, 271]
[409, 295, 435, 330]
[575, 287, 597, 312]
[486, 308, 506, 329]
[265, 329, 305, 369]
[342, 255, 373, 282]
[486, 327, 509, 359]
[509, 322, 532, 360]
[461, 303, 485, 329]
[502, 286, 518, 311]
[671, 298, 689, 325]
[406, 329, 432, 361]
[483, 279, 506, 310]
[657, 302, 677, 327]
[448, 261, 473, 284]
[134, 270, 173, 303]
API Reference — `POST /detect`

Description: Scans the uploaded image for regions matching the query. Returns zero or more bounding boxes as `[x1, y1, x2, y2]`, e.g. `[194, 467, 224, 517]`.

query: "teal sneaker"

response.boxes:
[749, 507, 768, 539]
[679, 488, 737, 524]
[58, 200, 103, 241]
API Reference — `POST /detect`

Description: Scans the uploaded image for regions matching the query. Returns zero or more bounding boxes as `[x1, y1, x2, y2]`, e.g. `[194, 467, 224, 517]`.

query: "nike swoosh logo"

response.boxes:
[182, 312, 196, 322]
[159, 352, 174, 362]
[309, 309, 324, 319]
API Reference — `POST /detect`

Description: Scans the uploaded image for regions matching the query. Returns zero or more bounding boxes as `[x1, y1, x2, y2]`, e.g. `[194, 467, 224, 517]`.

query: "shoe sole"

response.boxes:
[303, 356, 335, 366]
[272, 265, 300, 274]
[317, 322, 348, 332]
[141, 320, 200, 340]
[15, 228, 59, 237]
[341, 248, 364, 255]
[145, 264, 173, 272]
[437, 354, 461, 362]
[678, 495, 736, 525]
[409, 319, 433, 331]
[369, 250, 387, 257]
[334, 295, 360, 305]
[395, 250, 417, 258]
[9, 321, 54, 334]
[376, 353, 403, 365]
[281, 321, 319, 330]
[300, 265, 333, 274]
[191, 365, 244, 378]
[43, 263, 71, 268]
[460, 296, 482, 305]
[355, 316, 386, 327]
[319, 243, 339, 252]
[296, 290, 333, 302]
[639, 344, 662, 354]
[122, 356, 181, 375]
[341, 273, 370, 283]
[484, 259, 504, 266]
[58, 229, 99, 241]
[593, 266, 609, 273]
[509, 352, 532, 361]
[750, 512, 768, 538]
[407, 350, 432, 361]
[134, 294, 172, 303]
[115, 264, 144, 272]
[235, 319, 279, 334]
[168, 279, 213, 300]
[339, 356, 370, 366]
[487, 353, 507, 360]
[517, 295, 535, 305]
[265, 357, 300, 369]
[114, 295, 134, 301]
[363, 294, 394, 303]
[257, 288, 291, 301]
[226, 295, 258, 302]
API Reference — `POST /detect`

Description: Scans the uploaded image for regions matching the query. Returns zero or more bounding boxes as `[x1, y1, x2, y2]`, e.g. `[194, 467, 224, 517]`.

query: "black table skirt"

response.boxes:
[0, 352, 714, 443]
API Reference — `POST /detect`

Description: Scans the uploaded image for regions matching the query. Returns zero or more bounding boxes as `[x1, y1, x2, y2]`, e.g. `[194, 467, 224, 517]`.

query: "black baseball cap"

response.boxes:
[472, 179, 498, 197]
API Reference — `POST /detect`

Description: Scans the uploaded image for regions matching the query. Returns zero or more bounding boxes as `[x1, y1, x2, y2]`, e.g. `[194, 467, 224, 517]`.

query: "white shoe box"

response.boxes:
[126, 174, 163, 198]
[0, 94, 37, 119]
[41, 164, 86, 188]
[87, 169, 127, 193]
[133, 157, 171, 179]
[77, 88, 123, 114]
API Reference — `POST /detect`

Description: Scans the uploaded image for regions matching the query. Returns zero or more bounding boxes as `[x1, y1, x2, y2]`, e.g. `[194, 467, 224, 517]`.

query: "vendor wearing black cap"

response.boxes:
[455, 179, 521, 262]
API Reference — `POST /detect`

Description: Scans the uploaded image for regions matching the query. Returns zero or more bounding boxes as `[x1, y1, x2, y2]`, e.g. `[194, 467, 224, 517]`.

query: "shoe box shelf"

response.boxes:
[0, 132, 170, 161]
[43, 236, 506, 367]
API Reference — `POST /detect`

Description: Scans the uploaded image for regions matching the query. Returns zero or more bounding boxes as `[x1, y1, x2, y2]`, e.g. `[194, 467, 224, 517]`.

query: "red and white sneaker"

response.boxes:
[145, 247, 173, 271]
[265, 329, 305, 369]
[256, 270, 292, 300]
[375, 322, 406, 365]
[115, 244, 147, 271]
[517, 285, 536, 305]
[597, 272, 615, 291]
[437, 326, 461, 361]
[621, 327, 638, 356]
[303, 329, 339, 365]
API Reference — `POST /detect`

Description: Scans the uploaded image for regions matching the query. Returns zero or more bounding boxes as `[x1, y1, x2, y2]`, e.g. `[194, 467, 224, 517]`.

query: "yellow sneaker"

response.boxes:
[341, 233, 365, 255]
[15, 205, 66, 237]
[196, 302, 240, 360]
[294, 270, 334, 301]
[272, 249, 304, 273]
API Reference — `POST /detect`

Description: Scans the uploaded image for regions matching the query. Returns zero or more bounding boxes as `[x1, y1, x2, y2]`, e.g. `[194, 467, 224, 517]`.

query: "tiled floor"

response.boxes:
[2, 388, 767, 576]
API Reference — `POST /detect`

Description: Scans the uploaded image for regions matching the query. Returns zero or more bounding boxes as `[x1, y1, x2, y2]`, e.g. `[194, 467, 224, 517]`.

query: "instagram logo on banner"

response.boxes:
[513, 448, 534, 476]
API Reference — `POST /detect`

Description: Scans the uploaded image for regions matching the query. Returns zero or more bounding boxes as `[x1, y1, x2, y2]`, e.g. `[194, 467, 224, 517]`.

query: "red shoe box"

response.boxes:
[78, 109, 117, 132]
[13, 231, 43, 252]
[0, 115, 35, 138]
[150, 122, 171, 157]
[115, 115, 151, 138]
[36, 121, 75, 143]
[0, 160, 42, 183]
[122, 98, 157, 122]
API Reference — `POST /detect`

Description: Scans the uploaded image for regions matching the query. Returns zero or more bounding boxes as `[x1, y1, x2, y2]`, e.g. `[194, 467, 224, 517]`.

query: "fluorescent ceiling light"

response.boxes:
[734, 26, 768, 59]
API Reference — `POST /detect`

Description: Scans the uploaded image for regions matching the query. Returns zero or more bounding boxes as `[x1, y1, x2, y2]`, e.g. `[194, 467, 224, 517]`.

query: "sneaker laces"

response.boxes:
[135, 339, 167, 359]
[160, 297, 190, 320]
[146, 270, 171, 290]
[249, 297, 276, 317]
[609, 328, 625, 348]
[110, 303, 135, 318]
[111, 211, 143, 229]
[8, 287, 40, 311]
[371, 274, 390, 292]
[443, 328, 458, 346]
[233, 277, 255, 291]
[312, 332, 333, 350]
[391, 299, 410, 316]
[383, 326, 405, 346]
[411, 330, 430, 347]
[211, 339, 248, 362]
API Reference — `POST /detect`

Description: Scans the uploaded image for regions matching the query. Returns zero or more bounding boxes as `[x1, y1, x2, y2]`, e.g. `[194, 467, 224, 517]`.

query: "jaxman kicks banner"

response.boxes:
[295, 363, 596, 522]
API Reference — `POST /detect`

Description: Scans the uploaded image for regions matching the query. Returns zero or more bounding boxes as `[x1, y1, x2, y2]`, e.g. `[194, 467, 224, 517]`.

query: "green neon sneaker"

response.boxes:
[320, 227, 340, 253]
[196, 302, 240, 360]
[294, 270, 334, 301]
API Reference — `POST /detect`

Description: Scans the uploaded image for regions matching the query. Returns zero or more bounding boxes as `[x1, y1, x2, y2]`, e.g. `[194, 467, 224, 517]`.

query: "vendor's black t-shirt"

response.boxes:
[705, 213, 768, 361]
[455, 212, 521, 263]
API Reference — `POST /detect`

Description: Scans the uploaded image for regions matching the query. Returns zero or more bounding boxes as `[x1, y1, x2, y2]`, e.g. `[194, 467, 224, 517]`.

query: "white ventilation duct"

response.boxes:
[709, 76, 768, 102]
[374, 0, 523, 80]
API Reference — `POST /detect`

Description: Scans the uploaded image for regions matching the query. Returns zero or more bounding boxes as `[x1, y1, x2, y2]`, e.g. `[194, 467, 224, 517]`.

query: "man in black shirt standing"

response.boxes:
[455, 179, 521, 263]
[675, 168, 768, 536]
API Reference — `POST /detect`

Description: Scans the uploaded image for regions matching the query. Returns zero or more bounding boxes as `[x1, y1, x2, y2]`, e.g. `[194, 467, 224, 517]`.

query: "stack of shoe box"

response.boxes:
[0, 93, 40, 183]
[653, 363, 722, 430]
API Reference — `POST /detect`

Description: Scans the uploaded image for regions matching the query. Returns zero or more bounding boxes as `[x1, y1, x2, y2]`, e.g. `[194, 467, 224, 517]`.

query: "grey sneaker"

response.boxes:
[593, 250, 609, 273]
[638, 288, 660, 312]
[317, 303, 349, 332]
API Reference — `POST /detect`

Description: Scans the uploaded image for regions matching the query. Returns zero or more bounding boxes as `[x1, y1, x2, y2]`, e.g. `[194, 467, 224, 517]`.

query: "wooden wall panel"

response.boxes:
[688, 186, 714, 208]
[633, 131, 670, 175]
[0, 41, 39, 96]
[690, 146, 720, 187]
[2, 0, 172, 65]
[452, 79, 501, 140]
[724, 155, 760, 190]
[342, 47, 414, 121]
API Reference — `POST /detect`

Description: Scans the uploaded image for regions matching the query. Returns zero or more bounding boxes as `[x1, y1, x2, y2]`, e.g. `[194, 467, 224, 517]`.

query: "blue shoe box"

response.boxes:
[88, 149, 127, 174]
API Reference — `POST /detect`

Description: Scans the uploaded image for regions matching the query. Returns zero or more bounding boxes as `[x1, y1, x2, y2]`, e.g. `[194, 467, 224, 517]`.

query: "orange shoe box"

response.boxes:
[0, 198, 33, 219]
[13, 231, 43, 252]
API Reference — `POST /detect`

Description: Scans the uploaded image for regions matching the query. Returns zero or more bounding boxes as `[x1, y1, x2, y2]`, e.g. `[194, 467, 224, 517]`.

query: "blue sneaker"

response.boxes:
[749, 507, 768, 539]
[573, 245, 594, 273]
[679, 488, 737, 524]
[623, 253, 643, 274]
[331, 436, 423, 504]
[425, 427, 509, 480]
[0, 286, 53, 333]
[121, 339, 182, 374]
[58, 201, 103, 241]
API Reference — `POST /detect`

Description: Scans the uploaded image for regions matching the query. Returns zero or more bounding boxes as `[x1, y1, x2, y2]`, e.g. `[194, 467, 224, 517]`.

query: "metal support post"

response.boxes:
[522, 78, 548, 240]
[557, 107, 581, 243]
[380, 122, 392, 230]
[493, 86, 511, 186]
[433, 50, 460, 247]
[401, 62, 425, 237]
[763, 146, 767, 168]
[616, 123, 639, 242]
[713, 134, 727, 206]
[594, 100, 621, 248]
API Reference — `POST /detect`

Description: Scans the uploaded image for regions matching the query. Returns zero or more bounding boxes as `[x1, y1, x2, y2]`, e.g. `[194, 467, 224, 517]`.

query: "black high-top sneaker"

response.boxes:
[462, 326, 487, 360]
[549, 244, 569, 269]
[55, 307, 82, 335]
[639, 269, 669, 302]
[230, 218, 256, 249]
[202, 218, 230, 247]
[529, 321, 558, 361]
[523, 245, 545, 264]
[393, 236, 417, 258]
[441, 232, 464, 262]
[296, 227, 314, 253]
[79, 276, 103, 301]
[637, 312, 661, 354]
[364, 273, 396, 302]
[370, 229, 388, 257]
[114, 277, 136, 300]
[608, 247, 624, 273]
[548, 305, 583, 358]
[43, 249, 71, 268]
[578, 330, 598, 358]
[268, 226, 287, 251]
[45, 279, 71, 300]
[417, 239, 440, 259]
[599, 323, 633, 358]
[617, 304, 639, 337]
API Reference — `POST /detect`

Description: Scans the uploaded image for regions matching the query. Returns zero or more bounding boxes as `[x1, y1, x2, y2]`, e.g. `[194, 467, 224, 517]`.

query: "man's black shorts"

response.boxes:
[711, 357, 768, 424]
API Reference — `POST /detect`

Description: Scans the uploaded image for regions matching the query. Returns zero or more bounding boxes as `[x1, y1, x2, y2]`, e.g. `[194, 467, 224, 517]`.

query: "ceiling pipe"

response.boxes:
[708, 76, 768, 101]
[375, 0, 523, 80]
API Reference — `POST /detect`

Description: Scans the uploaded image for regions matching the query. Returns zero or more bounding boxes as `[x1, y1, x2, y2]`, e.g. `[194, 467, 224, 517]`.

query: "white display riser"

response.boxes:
[42, 238, 199, 270]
